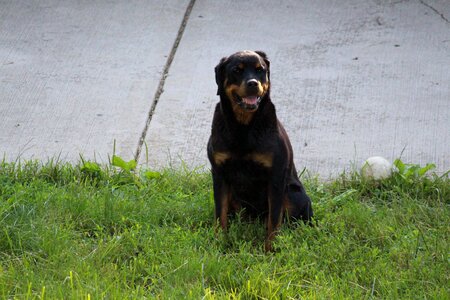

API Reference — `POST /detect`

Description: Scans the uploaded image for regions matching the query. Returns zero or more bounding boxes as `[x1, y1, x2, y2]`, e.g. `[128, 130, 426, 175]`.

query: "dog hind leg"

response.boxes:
[287, 185, 313, 223]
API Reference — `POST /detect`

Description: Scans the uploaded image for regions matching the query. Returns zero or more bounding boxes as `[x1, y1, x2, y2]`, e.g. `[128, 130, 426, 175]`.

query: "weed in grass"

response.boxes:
[0, 159, 448, 299]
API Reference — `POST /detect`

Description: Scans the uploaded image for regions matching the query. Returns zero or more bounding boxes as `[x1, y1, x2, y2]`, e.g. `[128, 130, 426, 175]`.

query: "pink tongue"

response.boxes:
[243, 96, 258, 105]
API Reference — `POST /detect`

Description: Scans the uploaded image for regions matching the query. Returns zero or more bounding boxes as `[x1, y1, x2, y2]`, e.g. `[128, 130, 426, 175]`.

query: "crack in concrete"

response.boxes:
[134, 0, 196, 163]
[419, 0, 449, 23]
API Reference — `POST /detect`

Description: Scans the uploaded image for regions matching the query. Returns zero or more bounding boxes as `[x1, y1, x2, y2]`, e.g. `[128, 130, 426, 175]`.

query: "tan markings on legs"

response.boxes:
[265, 212, 283, 252]
[282, 194, 295, 219]
[219, 187, 231, 230]
[265, 187, 284, 252]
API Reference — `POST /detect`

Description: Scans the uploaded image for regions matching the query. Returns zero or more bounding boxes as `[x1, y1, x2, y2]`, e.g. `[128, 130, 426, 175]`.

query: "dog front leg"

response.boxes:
[212, 172, 231, 231]
[265, 183, 285, 252]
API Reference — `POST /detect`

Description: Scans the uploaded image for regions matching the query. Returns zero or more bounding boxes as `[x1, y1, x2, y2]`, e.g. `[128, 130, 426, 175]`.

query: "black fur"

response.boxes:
[207, 50, 313, 251]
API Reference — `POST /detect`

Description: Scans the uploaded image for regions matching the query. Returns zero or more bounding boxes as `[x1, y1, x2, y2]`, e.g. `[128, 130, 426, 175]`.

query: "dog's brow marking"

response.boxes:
[247, 152, 273, 168]
[213, 152, 231, 165]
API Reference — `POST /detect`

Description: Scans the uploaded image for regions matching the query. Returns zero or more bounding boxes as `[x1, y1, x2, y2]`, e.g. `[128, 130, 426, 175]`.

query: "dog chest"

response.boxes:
[212, 151, 273, 169]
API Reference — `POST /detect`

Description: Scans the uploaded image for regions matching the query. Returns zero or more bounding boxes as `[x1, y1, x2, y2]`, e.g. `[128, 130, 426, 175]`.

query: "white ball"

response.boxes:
[361, 156, 392, 180]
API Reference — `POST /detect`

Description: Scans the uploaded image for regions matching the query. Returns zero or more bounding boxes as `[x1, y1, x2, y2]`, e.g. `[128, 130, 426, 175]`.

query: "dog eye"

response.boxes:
[256, 67, 264, 73]
[232, 66, 242, 74]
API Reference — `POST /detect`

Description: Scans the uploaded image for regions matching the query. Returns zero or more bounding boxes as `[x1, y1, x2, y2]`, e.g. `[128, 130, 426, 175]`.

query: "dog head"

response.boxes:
[215, 50, 270, 113]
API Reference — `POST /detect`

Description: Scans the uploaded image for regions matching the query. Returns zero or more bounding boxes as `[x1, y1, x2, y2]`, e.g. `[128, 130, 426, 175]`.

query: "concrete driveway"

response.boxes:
[1, 0, 449, 177]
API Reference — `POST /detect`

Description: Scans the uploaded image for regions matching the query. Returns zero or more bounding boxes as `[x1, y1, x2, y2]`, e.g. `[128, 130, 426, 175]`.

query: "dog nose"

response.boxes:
[246, 79, 258, 87]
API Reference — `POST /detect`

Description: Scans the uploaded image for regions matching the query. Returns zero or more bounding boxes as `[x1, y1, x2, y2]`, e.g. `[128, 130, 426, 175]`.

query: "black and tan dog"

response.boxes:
[207, 50, 313, 251]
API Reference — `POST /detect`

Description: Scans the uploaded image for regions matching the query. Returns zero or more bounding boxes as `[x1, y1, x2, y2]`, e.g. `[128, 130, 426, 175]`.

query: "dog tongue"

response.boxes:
[243, 96, 258, 105]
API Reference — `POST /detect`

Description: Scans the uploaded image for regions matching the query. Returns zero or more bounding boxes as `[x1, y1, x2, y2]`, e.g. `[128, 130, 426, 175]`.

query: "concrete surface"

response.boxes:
[1, 0, 449, 177]
[0, 0, 188, 162]
[143, 0, 450, 177]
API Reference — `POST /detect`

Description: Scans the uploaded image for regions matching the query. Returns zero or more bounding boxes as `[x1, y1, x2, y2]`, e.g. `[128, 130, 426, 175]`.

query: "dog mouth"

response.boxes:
[233, 93, 262, 111]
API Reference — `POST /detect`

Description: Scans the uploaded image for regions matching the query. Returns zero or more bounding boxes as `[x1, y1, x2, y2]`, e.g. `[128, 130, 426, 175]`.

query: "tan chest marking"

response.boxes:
[214, 151, 273, 168]
[246, 152, 273, 168]
[213, 152, 231, 165]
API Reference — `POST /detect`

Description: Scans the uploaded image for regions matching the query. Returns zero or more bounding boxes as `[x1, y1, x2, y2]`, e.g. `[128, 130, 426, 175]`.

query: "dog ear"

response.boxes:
[255, 50, 270, 80]
[215, 56, 228, 95]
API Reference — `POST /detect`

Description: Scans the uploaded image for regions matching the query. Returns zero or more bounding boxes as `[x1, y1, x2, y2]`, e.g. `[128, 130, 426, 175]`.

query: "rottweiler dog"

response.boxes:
[207, 50, 313, 251]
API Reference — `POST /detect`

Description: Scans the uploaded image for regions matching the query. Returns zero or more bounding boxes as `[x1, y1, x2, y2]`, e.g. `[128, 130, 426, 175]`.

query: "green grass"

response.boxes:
[0, 160, 448, 299]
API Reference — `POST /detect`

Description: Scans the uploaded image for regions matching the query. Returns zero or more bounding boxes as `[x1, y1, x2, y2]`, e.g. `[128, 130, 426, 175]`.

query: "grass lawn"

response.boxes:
[0, 159, 448, 299]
